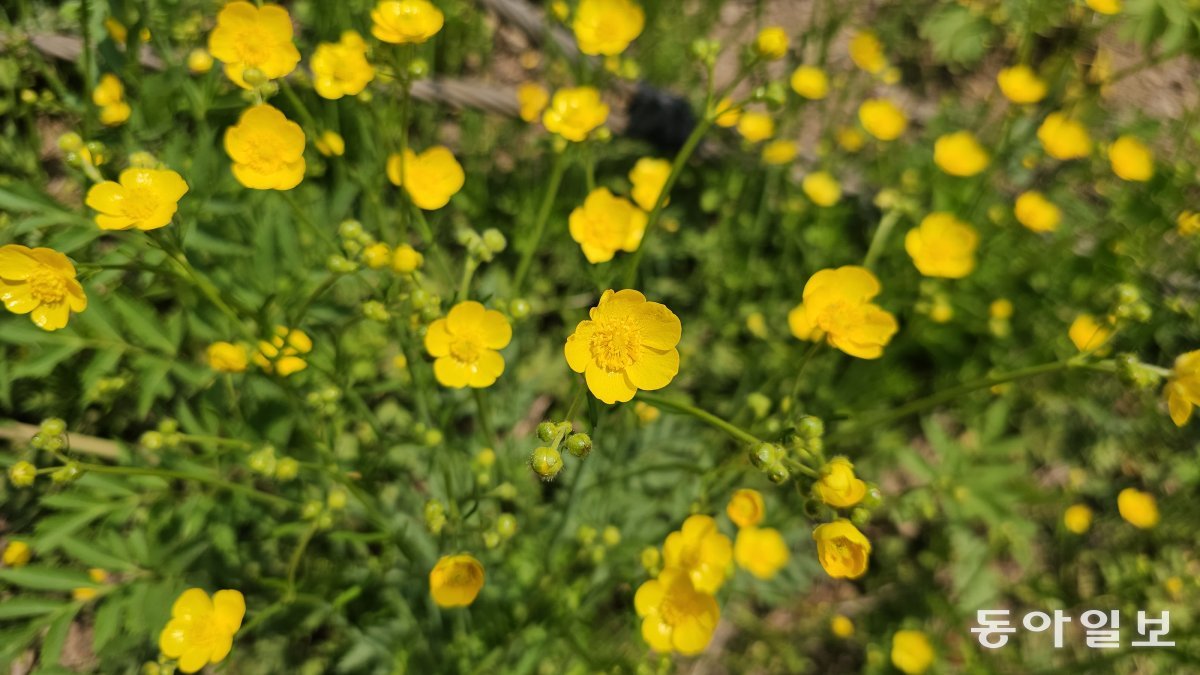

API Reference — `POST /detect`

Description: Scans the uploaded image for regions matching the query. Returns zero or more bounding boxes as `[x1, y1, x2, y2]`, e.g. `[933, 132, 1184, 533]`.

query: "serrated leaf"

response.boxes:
[39, 603, 82, 667]
[0, 597, 66, 620]
[59, 538, 136, 572]
[92, 594, 123, 652]
[110, 295, 175, 354]
[0, 567, 95, 592]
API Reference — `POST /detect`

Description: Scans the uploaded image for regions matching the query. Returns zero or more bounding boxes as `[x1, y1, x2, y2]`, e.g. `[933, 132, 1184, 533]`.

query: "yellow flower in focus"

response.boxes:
[891, 630, 935, 675]
[662, 515, 732, 593]
[990, 299, 1014, 320]
[1038, 112, 1092, 160]
[425, 301, 512, 389]
[726, 488, 765, 528]
[789, 266, 897, 359]
[802, 171, 842, 207]
[187, 48, 214, 75]
[314, 130, 346, 157]
[516, 83, 550, 123]
[568, 188, 647, 263]
[158, 589, 244, 674]
[542, 87, 609, 142]
[93, 74, 131, 126]
[224, 105, 306, 190]
[85, 168, 189, 230]
[629, 157, 671, 212]
[849, 31, 887, 74]
[762, 140, 797, 165]
[1165, 350, 1200, 426]
[371, 0, 444, 44]
[734, 527, 789, 579]
[858, 99, 907, 141]
[837, 127, 866, 152]
[737, 111, 774, 143]
[0, 244, 88, 331]
[1108, 135, 1154, 182]
[1014, 191, 1062, 233]
[815, 457, 867, 508]
[831, 615, 855, 638]
[1177, 211, 1200, 237]
[429, 554, 485, 607]
[1117, 488, 1159, 529]
[311, 31, 375, 100]
[933, 131, 990, 177]
[207, 2, 300, 89]
[790, 65, 828, 100]
[813, 519, 871, 579]
[1063, 504, 1093, 534]
[1068, 313, 1112, 352]
[392, 244, 425, 273]
[254, 326, 312, 376]
[997, 65, 1047, 104]
[2, 540, 31, 567]
[634, 566, 719, 655]
[754, 26, 789, 60]
[905, 213, 979, 279]
[565, 289, 681, 404]
[572, 0, 645, 56]
[207, 342, 249, 373]
[387, 146, 465, 210]
[1087, 0, 1121, 14]
[713, 97, 741, 128]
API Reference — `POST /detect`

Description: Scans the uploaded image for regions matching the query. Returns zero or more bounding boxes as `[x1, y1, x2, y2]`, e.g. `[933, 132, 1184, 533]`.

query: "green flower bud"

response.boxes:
[509, 298, 532, 319]
[482, 228, 507, 253]
[496, 513, 518, 538]
[796, 415, 824, 440]
[767, 462, 790, 484]
[40, 417, 66, 437]
[408, 58, 429, 78]
[577, 524, 597, 546]
[536, 421, 556, 443]
[641, 546, 661, 576]
[326, 254, 359, 274]
[483, 530, 501, 549]
[301, 500, 323, 520]
[530, 446, 563, 480]
[493, 482, 518, 501]
[29, 432, 47, 450]
[602, 525, 620, 547]
[566, 433, 592, 459]
[157, 418, 179, 434]
[746, 392, 771, 419]
[140, 431, 164, 451]
[275, 457, 299, 481]
[8, 460, 36, 487]
[327, 489, 348, 510]
[424, 499, 446, 534]
[248, 446, 277, 475]
[750, 442, 783, 469]
[51, 461, 81, 484]
[241, 67, 268, 87]
[317, 513, 334, 529]
[850, 507, 871, 527]
[57, 132, 83, 153]
[338, 219, 364, 240]
[424, 429, 444, 446]
[363, 300, 390, 322]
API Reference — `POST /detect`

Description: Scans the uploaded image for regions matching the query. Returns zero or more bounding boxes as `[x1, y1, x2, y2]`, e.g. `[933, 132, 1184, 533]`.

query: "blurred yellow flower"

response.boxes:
[2, 540, 31, 567]
[836, 127, 866, 152]
[207, 342, 249, 373]
[1014, 191, 1062, 233]
[737, 111, 775, 144]
[815, 457, 867, 508]
[187, 48, 214, 74]
[565, 289, 681, 404]
[813, 519, 871, 579]
[1063, 504, 1093, 534]
[542, 87, 609, 142]
[849, 31, 887, 74]
[734, 527, 789, 579]
[1117, 488, 1159, 529]
[1177, 211, 1200, 237]
[934, 131, 990, 177]
[1038, 112, 1092, 160]
[1164, 350, 1200, 426]
[516, 83, 550, 123]
[158, 588, 245, 674]
[371, 0, 444, 44]
[363, 243, 391, 269]
[93, 74, 131, 126]
[762, 139, 797, 165]
[311, 31, 375, 100]
[663, 515, 732, 593]
[254, 326, 312, 376]
[225, 105, 306, 190]
[754, 26, 789, 60]
[1086, 0, 1121, 14]
[387, 146, 465, 210]
[790, 65, 828, 100]
[73, 568, 107, 601]
[905, 213, 979, 279]
[568, 188, 647, 263]
[207, 2, 300, 88]
[891, 629, 934, 674]
[726, 488, 765, 528]
[802, 171, 842, 206]
[858, 99, 907, 141]
[85, 168, 188, 231]
[314, 130, 346, 157]
[8, 461, 36, 487]
[713, 97, 741, 127]
[1068, 313, 1112, 353]
[392, 244, 425, 273]
[573, 0, 645, 56]
[425, 301, 512, 389]
[989, 298, 1014, 320]
[634, 401, 661, 423]
[831, 615, 855, 638]
[789, 266, 897, 359]
[634, 566, 719, 654]
[0, 244, 88, 331]
[629, 157, 671, 211]
[429, 554, 485, 607]
[1108, 135, 1154, 182]
[997, 65, 1046, 104]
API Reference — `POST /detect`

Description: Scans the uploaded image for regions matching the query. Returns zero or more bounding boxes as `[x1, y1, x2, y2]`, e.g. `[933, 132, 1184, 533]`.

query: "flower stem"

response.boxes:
[862, 209, 902, 270]
[473, 388, 496, 447]
[634, 392, 761, 446]
[513, 148, 570, 294]
[285, 519, 320, 599]
[75, 462, 293, 509]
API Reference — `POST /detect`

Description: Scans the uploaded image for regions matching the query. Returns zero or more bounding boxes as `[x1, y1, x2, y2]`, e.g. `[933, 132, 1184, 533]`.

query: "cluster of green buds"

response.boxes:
[482, 513, 517, 550]
[138, 419, 183, 452]
[1112, 283, 1152, 324]
[29, 417, 68, 454]
[473, 447, 495, 488]
[750, 81, 788, 110]
[689, 38, 721, 68]
[90, 375, 128, 403]
[300, 497, 335, 529]
[455, 227, 507, 264]
[424, 498, 447, 534]
[305, 385, 342, 416]
[240, 67, 280, 101]
[529, 420, 591, 481]
[411, 422, 443, 447]
[1115, 353, 1166, 390]
[576, 524, 621, 564]
[247, 444, 299, 481]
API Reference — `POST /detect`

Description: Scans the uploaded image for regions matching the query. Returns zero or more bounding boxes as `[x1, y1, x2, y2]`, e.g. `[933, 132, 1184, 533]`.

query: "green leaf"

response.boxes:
[40, 603, 82, 667]
[920, 6, 993, 65]
[0, 567, 95, 592]
[10, 342, 83, 381]
[59, 537, 136, 572]
[0, 598, 66, 620]
[110, 295, 176, 354]
[92, 594, 123, 652]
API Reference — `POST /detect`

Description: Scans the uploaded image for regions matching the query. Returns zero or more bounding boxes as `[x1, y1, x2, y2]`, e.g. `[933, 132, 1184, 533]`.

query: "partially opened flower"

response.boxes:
[425, 301, 512, 388]
[311, 31, 375, 100]
[371, 0, 444, 44]
[904, 213, 979, 279]
[726, 489, 765, 528]
[734, 527, 789, 579]
[207, 342, 249, 373]
[1014, 191, 1061, 232]
[1038, 112, 1092, 160]
[789, 266, 898, 359]
[224, 105, 306, 190]
[387, 146, 465, 210]
[634, 567, 719, 655]
[997, 65, 1047, 104]
[158, 588, 245, 674]
[1164, 350, 1200, 426]
[572, 0, 645, 56]
[0, 245, 88, 331]
[813, 519, 871, 579]
[628, 157, 671, 212]
[1068, 313, 1112, 353]
[429, 554, 485, 607]
[93, 74, 131, 126]
[662, 515, 733, 593]
[568, 188, 647, 263]
[542, 87, 609, 142]
[207, 2, 300, 88]
[85, 168, 189, 230]
[933, 131, 989, 177]
[815, 457, 867, 508]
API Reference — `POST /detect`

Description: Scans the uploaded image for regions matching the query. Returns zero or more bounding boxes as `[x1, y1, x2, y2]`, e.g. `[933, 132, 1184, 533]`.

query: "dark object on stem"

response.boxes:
[623, 83, 700, 155]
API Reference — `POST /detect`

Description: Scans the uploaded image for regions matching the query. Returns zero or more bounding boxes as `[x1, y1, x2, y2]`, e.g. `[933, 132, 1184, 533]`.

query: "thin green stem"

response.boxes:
[473, 388, 496, 447]
[285, 520, 320, 599]
[790, 341, 823, 402]
[457, 258, 479, 303]
[76, 462, 293, 509]
[635, 393, 761, 446]
[513, 149, 570, 294]
[863, 209, 902, 270]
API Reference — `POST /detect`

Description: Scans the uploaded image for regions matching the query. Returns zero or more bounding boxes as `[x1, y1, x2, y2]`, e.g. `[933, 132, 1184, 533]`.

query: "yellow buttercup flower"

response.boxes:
[990, 299, 1014, 320]
[802, 171, 842, 207]
[726, 489, 765, 528]
[836, 127, 866, 153]
[0, 245, 88, 331]
[934, 131, 990, 177]
[1108, 135, 1154, 182]
[1014, 191, 1061, 232]
[789, 266, 898, 359]
[891, 630, 934, 674]
[572, 0, 645, 56]
[1165, 350, 1200, 426]
[207, 2, 300, 89]
[997, 65, 1047, 104]
[429, 554, 485, 607]
[85, 168, 188, 231]
[564, 289, 681, 404]
[858, 99, 907, 141]
[734, 527, 789, 580]
[1087, 0, 1121, 14]
[254, 326, 312, 377]
[568, 188, 647, 264]
[425, 301, 512, 389]
[363, 243, 391, 269]
[542, 86, 609, 142]
[516, 83, 550, 123]
[662, 515, 733, 593]
[311, 31, 375, 100]
[207, 342, 249, 373]
[2, 540, 31, 567]
[813, 519, 871, 579]
[387, 146, 465, 210]
[905, 213, 979, 279]
[754, 26, 789, 60]
[790, 65, 829, 100]
[314, 130, 346, 157]
[1063, 504, 1093, 534]
[158, 589, 245, 674]
[371, 0, 444, 44]
[93, 74, 131, 126]
[1068, 313, 1112, 353]
[224, 105, 306, 190]
[628, 157, 671, 212]
[762, 140, 797, 165]
[392, 244, 425, 273]
[1038, 112, 1092, 160]
[1177, 211, 1200, 236]
[737, 111, 775, 143]
[815, 457, 867, 508]
[831, 615, 855, 638]
[1117, 488, 1159, 529]
[634, 566, 719, 655]
[187, 48, 214, 74]
[849, 31, 887, 74]
[712, 97, 741, 128]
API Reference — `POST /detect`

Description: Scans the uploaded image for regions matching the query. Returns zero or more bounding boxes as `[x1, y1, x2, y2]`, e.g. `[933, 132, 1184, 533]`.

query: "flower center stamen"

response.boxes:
[589, 317, 640, 372]
[29, 270, 66, 304]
